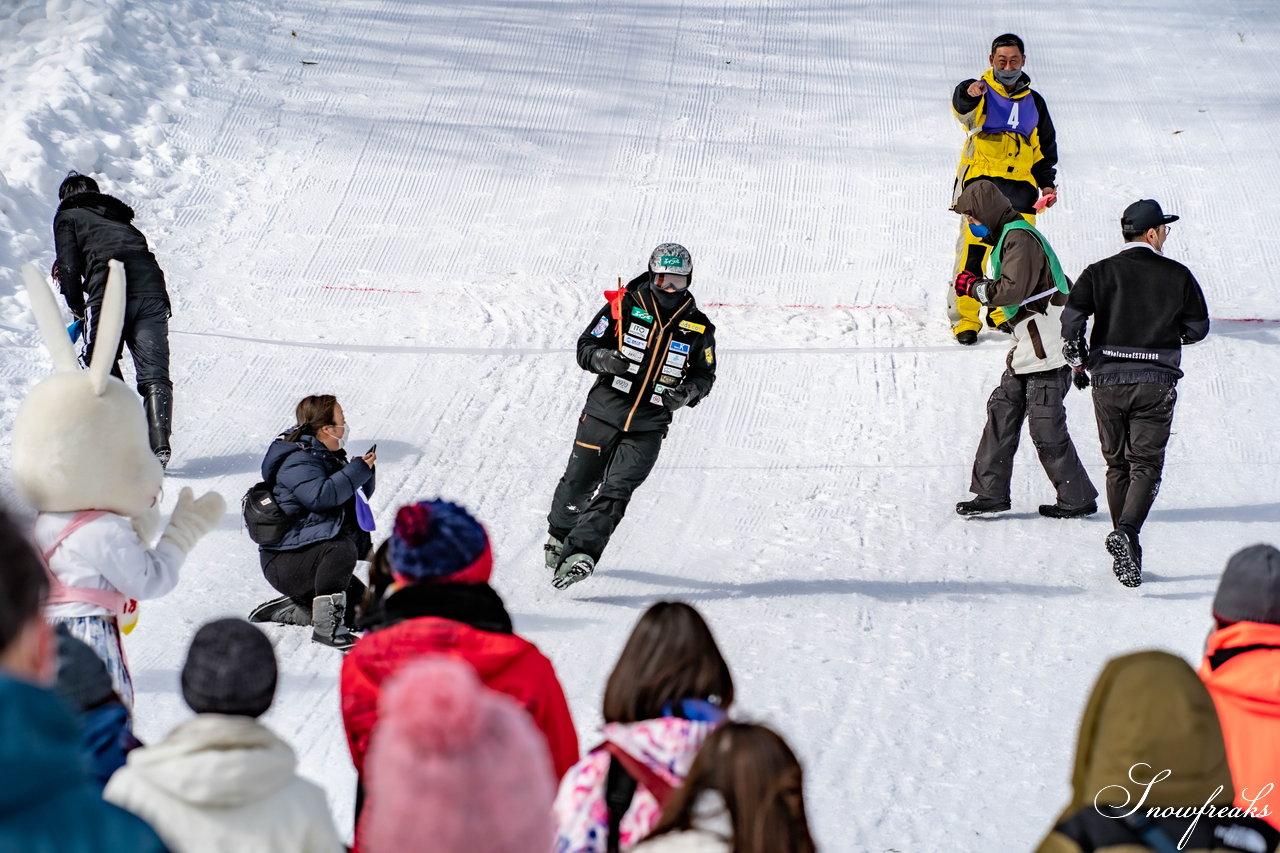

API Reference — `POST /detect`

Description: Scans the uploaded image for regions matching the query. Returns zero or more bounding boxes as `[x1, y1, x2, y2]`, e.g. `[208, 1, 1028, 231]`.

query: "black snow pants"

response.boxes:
[547, 413, 665, 565]
[83, 296, 172, 394]
[970, 366, 1098, 508]
[1091, 382, 1177, 534]
[260, 535, 367, 605]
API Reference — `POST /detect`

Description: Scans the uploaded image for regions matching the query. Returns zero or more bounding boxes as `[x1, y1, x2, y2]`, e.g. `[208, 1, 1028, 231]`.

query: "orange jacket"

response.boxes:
[1200, 621, 1280, 828]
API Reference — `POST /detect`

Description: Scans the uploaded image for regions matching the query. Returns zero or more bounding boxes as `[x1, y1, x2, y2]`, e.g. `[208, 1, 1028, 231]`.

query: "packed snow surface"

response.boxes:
[2, 0, 1279, 849]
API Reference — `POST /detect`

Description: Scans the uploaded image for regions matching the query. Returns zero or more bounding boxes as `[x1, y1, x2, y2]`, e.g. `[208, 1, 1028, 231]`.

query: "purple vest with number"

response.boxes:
[981, 88, 1038, 139]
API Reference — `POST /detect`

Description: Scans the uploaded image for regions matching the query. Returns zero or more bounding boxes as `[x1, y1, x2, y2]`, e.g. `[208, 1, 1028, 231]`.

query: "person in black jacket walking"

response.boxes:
[545, 244, 717, 589]
[1061, 199, 1209, 587]
[52, 172, 175, 467]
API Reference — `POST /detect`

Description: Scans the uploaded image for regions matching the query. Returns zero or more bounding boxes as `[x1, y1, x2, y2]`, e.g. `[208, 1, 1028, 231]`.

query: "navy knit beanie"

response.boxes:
[390, 500, 491, 583]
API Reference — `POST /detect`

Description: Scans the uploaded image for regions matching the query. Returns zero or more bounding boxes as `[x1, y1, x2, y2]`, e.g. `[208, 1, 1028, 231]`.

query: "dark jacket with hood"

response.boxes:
[54, 192, 169, 316]
[260, 432, 375, 553]
[1037, 651, 1280, 853]
[1061, 245, 1209, 386]
[0, 673, 168, 852]
[577, 273, 717, 433]
[955, 180, 1069, 373]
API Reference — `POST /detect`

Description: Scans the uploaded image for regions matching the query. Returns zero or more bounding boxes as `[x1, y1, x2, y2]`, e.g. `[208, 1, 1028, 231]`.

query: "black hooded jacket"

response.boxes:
[577, 273, 717, 433]
[53, 192, 169, 316]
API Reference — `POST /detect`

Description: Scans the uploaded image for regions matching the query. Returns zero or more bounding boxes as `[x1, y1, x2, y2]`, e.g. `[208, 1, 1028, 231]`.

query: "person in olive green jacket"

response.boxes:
[1037, 650, 1280, 853]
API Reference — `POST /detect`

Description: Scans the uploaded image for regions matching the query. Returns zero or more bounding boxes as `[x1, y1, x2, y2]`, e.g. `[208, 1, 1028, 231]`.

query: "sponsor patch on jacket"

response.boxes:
[590, 317, 609, 338]
[626, 363, 640, 374]
[705, 347, 714, 365]
[649, 394, 664, 406]
[622, 346, 644, 362]
[611, 377, 633, 393]
[628, 323, 649, 339]
[661, 365, 682, 378]
[631, 306, 654, 323]
[678, 320, 706, 334]
[623, 334, 647, 350]
[658, 374, 679, 386]
[666, 352, 686, 368]
[669, 340, 690, 354]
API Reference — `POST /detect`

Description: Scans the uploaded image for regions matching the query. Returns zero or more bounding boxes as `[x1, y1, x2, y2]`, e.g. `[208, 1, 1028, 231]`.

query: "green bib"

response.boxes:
[989, 220, 1069, 321]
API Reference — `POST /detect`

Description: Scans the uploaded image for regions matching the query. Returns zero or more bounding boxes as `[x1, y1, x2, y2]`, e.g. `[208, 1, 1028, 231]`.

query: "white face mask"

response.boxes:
[330, 422, 350, 450]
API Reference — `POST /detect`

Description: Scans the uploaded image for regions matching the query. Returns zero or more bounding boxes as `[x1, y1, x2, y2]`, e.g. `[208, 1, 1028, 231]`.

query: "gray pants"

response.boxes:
[971, 367, 1097, 507]
[1091, 382, 1176, 533]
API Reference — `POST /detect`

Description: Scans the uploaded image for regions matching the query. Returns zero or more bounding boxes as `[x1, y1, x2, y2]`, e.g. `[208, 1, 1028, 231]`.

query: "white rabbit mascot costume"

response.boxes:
[12, 261, 225, 708]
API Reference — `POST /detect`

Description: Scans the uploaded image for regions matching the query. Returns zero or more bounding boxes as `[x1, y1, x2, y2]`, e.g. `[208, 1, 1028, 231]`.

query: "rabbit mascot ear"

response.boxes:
[12, 261, 164, 541]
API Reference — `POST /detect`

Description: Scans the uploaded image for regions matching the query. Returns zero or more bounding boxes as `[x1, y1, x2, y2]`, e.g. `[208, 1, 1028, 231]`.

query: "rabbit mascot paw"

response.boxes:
[12, 261, 225, 708]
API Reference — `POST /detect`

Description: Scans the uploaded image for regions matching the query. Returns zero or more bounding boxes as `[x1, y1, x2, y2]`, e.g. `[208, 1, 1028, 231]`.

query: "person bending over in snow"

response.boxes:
[544, 243, 717, 589]
[53, 172, 177, 468]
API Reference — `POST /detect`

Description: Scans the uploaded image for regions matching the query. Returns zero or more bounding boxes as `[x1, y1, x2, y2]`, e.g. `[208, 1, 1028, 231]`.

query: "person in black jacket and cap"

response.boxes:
[544, 243, 717, 589]
[1061, 199, 1210, 588]
[52, 172, 175, 468]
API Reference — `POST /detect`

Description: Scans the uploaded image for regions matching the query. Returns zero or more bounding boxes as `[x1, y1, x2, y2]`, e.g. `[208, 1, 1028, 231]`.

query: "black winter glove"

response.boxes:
[589, 349, 631, 377]
[1071, 366, 1091, 390]
[1062, 336, 1087, 368]
[661, 384, 697, 412]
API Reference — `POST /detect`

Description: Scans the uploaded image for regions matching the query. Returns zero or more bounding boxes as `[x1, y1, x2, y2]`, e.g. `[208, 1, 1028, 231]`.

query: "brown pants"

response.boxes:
[970, 367, 1097, 507]
[1091, 382, 1177, 533]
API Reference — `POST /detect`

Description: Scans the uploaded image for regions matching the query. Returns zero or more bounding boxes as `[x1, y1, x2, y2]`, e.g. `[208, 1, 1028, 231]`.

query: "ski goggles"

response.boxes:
[654, 273, 690, 292]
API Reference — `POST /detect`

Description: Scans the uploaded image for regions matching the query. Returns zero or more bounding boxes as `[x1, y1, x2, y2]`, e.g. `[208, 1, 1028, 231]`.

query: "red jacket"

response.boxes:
[1200, 621, 1280, 828]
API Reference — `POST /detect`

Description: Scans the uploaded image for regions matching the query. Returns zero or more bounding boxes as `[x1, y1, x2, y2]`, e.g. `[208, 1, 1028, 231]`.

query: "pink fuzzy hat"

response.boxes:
[359, 656, 556, 853]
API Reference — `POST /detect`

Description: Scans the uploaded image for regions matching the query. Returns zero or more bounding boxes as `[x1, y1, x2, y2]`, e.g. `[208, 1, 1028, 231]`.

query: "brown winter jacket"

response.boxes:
[1036, 651, 1279, 853]
[955, 180, 1068, 373]
[954, 179, 1064, 317]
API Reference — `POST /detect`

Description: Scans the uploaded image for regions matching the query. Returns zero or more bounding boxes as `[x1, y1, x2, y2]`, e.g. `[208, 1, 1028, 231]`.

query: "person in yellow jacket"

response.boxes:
[949, 33, 1059, 345]
[1036, 650, 1280, 853]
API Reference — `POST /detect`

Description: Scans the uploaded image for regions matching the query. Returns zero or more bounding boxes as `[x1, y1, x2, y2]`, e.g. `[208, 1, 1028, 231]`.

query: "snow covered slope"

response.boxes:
[3, 0, 1280, 849]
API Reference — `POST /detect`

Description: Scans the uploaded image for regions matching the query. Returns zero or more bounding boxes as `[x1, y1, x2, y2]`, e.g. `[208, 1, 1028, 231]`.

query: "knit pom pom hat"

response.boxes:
[389, 499, 492, 585]
[359, 656, 555, 853]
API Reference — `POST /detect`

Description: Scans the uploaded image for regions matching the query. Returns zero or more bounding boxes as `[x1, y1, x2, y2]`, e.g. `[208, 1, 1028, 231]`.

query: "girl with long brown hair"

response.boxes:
[554, 601, 734, 853]
[636, 723, 817, 853]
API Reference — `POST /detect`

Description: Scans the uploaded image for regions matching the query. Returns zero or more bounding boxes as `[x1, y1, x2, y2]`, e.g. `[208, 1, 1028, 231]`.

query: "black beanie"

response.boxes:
[1212, 544, 1280, 626]
[53, 624, 116, 712]
[181, 619, 278, 717]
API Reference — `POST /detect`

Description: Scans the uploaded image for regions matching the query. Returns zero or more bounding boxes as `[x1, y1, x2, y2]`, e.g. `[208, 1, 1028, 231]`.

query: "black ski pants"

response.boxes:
[547, 413, 664, 564]
[260, 535, 367, 604]
[83, 296, 172, 394]
[970, 366, 1098, 508]
[1091, 382, 1177, 534]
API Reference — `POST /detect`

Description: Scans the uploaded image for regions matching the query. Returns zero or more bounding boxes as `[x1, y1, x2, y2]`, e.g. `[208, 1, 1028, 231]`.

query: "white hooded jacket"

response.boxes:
[104, 714, 344, 853]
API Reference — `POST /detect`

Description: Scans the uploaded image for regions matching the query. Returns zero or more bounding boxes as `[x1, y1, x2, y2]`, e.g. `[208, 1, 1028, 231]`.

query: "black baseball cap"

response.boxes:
[1122, 199, 1179, 232]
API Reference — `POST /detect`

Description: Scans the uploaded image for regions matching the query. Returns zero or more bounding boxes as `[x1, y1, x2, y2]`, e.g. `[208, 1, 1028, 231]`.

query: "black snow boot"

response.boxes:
[956, 496, 1011, 516]
[142, 383, 174, 469]
[248, 594, 312, 627]
[312, 592, 358, 650]
[1106, 528, 1143, 588]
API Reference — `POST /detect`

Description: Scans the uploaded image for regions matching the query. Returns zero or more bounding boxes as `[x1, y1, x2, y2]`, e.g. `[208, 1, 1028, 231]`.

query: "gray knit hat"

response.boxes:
[1212, 544, 1280, 625]
[53, 624, 116, 712]
[181, 619, 278, 717]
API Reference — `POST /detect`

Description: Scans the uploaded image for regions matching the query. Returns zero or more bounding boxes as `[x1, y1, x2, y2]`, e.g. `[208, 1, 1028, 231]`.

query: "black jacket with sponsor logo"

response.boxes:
[53, 192, 169, 316]
[576, 273, 717, 433]
[1061, 245, 1209, 385]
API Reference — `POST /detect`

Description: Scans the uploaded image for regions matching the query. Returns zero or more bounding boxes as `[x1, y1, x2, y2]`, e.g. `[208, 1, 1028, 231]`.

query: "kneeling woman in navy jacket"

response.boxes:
[249, 394, 376, 649]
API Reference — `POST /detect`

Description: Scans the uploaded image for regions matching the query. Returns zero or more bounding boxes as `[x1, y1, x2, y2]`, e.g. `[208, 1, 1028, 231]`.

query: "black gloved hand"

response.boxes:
[661, 384, 697, 412]
[1071, 366, 1091, 390]
[589, 349, 631, 376]
[1063, 336, 1087, 368]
